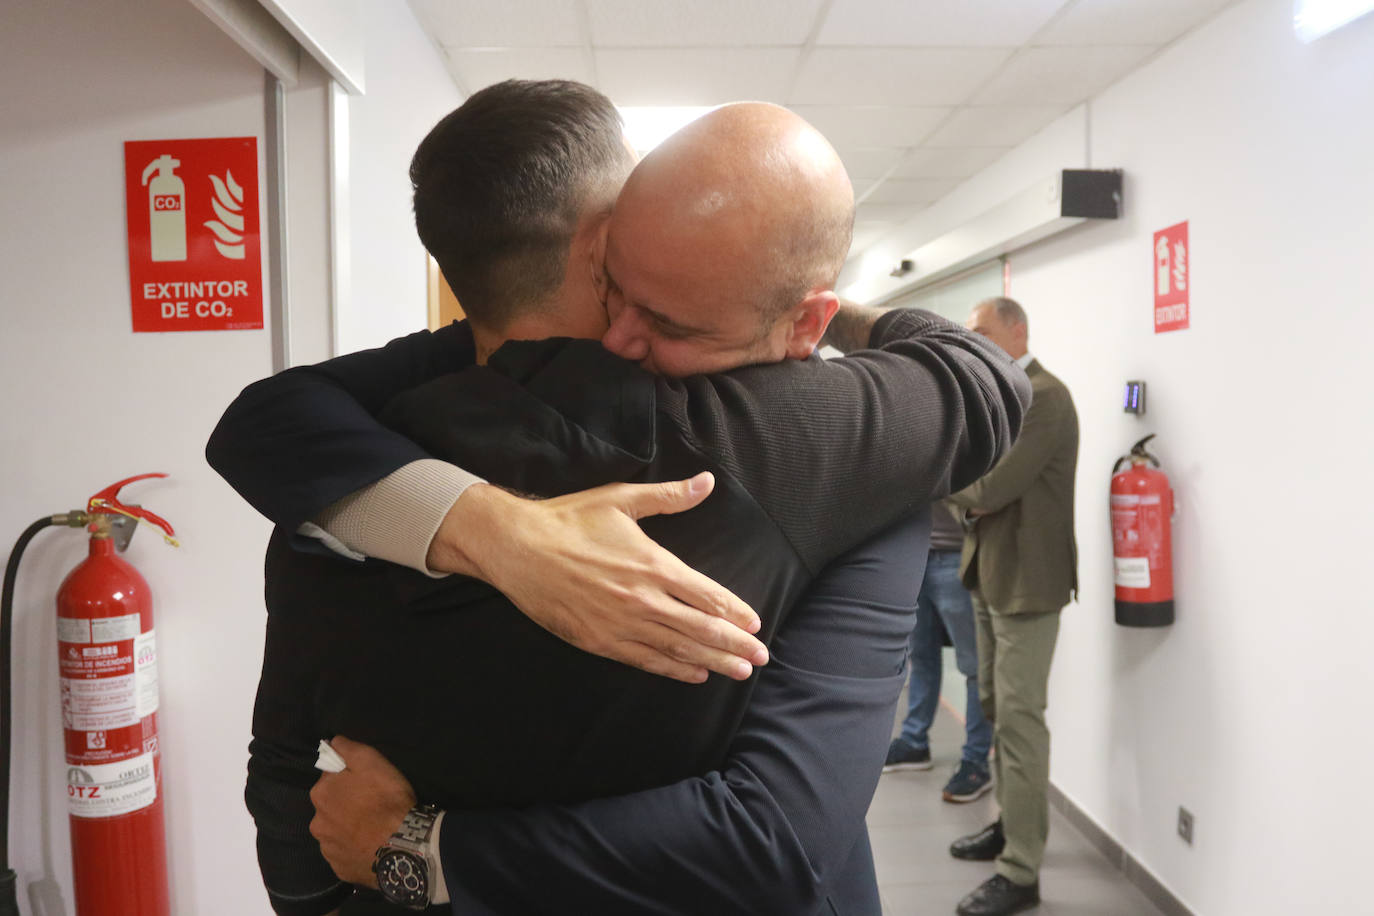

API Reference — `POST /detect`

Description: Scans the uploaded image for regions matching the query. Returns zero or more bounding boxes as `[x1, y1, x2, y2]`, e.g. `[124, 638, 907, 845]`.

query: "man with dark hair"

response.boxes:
[209, 83, 1031, 915]
[410, 80, 635, 336]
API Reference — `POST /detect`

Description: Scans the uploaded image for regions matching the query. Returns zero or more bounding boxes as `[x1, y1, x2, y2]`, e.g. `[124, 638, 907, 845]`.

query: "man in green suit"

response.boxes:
[945, 297, 1079, 916]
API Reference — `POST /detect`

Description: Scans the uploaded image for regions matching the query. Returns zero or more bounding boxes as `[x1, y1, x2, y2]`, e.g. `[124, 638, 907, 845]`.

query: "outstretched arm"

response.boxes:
[207, 326, 764, 683]
[206, 322, 479, 534]
[309, 514, 926, 915]
[657, 307, 1032, 573]
[427, 474, 766, 683]
[947, 382, 1069, 514]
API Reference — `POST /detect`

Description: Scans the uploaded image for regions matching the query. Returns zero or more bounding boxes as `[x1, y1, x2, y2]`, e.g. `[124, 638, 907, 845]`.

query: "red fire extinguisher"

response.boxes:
[1, 474, 177, 916]
[1110, 436, 1175, 627]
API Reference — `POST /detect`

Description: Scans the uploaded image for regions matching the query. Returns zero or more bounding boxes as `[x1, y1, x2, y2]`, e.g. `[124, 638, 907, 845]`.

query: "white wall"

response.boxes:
[1, 0, 274, 912]
[337, 0, 462, 354]
[847, 2, 1374, 913]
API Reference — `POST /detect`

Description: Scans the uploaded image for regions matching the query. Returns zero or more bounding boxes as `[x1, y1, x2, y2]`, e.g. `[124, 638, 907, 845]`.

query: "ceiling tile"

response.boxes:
[850, 178, 877, 198]
[793, 106, 951, 148]
[595, 48, 800, 105]
[411, 0, 584, 47]
[816, 0, 1070, 47]
[892, 146, 1007, 179]
[971, 45, 1158, 105]
[850, 224, 894, 253]
[921, 105, 1067, 147]
[586, 0, 825, 47]
[1035, 0, 1239, 46]
[856, 203, 920, 225]
[861, 177, 961, 205]
[447, 48, 593, 93]
[836, 147, 908, 180]
[791, 48, 1014, 106]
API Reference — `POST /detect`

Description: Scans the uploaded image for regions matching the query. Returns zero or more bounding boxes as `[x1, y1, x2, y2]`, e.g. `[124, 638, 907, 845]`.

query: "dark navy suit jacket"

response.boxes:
[209, 312, 1029, 915]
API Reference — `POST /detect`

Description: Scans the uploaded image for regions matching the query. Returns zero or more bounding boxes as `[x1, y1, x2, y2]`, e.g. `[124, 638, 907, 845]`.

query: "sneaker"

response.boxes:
[882, 741, 933, 772]
[942, 759, 994, 802]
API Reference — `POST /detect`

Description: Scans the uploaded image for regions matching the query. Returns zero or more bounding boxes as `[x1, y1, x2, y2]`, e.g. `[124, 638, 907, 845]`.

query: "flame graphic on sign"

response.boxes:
[204, 170, 245, 259]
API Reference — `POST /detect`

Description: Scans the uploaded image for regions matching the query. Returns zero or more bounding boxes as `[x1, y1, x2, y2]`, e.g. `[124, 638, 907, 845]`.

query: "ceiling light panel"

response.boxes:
[971, 45, 1157, 105]
[1294, 0, 1374, 40]
[586, 0, 825, 46]
[791, 48, 1014, 106]
[816, 0, 1071, 47]
[412, 0, 584, 47]
[1034, 0, 1239, 45]
[597, 48, 800, 105]
[791, 106, 951, 148]
[618, 106, 717, 153]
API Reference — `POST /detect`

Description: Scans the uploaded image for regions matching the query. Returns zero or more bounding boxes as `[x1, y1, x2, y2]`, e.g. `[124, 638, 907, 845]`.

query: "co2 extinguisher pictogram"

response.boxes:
[1110, 436, 1175, 627]
[1, 473, 178, 916]
[141, 154, 186, 262]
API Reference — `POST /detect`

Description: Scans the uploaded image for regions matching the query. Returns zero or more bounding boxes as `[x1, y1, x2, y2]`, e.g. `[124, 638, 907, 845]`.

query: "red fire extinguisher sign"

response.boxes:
[123, 137, 263, 333]
[1153, 220, 1189, 334]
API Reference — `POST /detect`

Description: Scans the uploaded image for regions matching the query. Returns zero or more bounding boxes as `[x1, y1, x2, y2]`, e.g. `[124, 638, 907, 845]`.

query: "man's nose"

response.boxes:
[602, 306, 651, 362]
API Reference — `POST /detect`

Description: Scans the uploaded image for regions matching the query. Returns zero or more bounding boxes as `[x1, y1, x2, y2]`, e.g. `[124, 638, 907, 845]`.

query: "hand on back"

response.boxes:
[427, 472, 768, 684]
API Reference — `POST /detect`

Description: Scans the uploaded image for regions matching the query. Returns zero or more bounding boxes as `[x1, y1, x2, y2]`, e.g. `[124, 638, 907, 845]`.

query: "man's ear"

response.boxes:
[587, 218, 612, 299]
[783, 289, 841, 360]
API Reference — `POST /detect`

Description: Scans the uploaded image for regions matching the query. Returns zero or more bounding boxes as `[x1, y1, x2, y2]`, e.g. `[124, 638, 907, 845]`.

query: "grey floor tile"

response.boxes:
[868, 767, 999, 831]
[869, 822, 995, 887]
[872, 695, 1168, 916]
[1037, 874, 1164, 916]
[881, 879, 1047, 916]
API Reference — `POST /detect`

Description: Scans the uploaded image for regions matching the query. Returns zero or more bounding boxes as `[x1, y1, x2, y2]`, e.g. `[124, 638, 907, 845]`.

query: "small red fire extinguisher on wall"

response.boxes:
[1, 473, 177, 916]
[1110, 436, 1175, 627]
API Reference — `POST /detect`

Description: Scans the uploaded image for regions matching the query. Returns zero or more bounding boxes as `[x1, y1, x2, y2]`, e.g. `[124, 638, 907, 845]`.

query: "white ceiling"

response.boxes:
[407, 0, 1237, 256]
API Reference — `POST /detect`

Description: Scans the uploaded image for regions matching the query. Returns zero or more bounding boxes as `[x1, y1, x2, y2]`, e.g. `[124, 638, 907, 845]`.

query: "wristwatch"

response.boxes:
[373, 803, 440, 910]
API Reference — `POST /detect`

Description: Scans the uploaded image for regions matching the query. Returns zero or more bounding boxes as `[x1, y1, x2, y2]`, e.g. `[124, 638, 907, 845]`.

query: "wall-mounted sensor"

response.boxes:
[1124, 380, 1146, 415]
[889, 259, 914, 277]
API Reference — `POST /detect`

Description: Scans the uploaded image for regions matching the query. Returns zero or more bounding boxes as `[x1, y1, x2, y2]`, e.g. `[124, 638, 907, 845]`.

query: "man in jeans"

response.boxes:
[883, 499, 993, 802]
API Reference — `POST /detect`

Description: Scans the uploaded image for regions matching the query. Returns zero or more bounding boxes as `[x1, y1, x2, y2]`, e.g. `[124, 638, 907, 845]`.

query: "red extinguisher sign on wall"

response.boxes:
[123, 137, 263, 333]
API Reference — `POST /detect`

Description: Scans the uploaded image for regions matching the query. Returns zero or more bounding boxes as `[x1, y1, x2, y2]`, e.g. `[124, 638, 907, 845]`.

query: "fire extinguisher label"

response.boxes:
[57, 616, 93, 643]
[66, 751, 158, 818]
[134, 629, 159, 718]
[61, 674, 140, 731]
[91, 612, 141, 642]
[1114, 556, 1151, 589]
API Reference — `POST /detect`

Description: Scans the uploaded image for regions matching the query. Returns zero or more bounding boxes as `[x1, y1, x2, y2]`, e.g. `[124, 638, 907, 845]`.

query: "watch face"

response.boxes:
[376, 848, 429, 909]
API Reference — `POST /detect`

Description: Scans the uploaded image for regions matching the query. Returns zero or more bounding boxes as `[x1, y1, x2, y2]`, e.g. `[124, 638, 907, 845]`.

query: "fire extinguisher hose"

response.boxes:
[0, 516, 60, 915]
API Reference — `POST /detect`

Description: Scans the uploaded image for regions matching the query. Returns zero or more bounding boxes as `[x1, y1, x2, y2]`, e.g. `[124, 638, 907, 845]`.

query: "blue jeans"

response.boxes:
[896, 550, 992, 765]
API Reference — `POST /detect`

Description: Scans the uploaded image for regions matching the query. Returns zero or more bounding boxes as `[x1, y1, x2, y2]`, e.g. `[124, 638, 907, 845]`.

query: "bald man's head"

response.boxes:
[598, 103, 855, 375]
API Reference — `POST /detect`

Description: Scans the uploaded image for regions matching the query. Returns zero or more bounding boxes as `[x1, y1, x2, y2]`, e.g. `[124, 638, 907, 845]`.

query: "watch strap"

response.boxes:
[392, 804, 440, 847]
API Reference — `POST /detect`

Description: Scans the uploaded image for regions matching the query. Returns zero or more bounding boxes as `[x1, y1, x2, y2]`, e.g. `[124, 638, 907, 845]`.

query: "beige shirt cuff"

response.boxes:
[429, 811, 450, 904]
[307, 459, 482, 577]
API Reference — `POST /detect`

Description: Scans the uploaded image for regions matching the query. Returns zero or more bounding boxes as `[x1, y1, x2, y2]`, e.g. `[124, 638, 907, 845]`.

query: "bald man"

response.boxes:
[596, 102, 854, 376]
[210, 83, 1029, 915]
